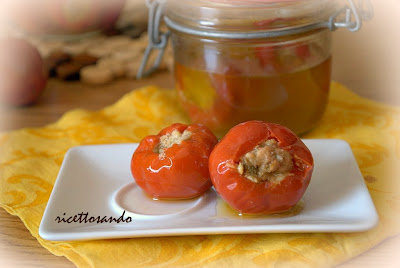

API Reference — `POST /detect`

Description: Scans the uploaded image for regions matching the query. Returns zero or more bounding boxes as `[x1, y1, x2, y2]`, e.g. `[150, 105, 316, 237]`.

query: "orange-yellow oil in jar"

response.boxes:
[175, 50, 331, 137]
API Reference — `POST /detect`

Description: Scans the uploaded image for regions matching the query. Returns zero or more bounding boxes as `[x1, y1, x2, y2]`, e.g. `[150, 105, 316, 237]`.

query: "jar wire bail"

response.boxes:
[136, 0, 170, 79]
[137, 0, 372, 79]
[329, 0, 373, 32]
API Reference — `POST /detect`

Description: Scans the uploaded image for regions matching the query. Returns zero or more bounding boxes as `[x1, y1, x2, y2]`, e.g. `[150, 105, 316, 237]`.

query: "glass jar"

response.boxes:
[140, 0, 372, 138]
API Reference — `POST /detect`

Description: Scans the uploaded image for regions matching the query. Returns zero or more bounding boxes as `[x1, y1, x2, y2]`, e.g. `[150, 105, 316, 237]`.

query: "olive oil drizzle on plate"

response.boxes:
[216, 197, 305, 219]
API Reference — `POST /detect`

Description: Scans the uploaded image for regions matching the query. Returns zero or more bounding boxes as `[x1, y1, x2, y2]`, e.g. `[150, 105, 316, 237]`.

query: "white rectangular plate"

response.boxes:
[39, 140, 378, 241]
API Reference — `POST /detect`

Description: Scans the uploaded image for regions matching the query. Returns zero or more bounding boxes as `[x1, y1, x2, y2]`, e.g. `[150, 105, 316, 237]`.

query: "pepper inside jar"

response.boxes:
[144, 0, 367, 138]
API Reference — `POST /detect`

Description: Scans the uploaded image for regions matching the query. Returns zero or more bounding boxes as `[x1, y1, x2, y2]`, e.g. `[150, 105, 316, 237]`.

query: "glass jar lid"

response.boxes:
[164, 0, 339, 33]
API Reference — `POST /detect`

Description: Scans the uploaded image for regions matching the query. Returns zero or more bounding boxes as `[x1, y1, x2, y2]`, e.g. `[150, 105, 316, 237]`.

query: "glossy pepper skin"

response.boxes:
[209, 121, 314, 214]
[131, 123, 218, 199]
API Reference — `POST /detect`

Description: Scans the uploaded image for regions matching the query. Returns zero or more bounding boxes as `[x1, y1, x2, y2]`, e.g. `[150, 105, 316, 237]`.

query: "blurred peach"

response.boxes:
[0, 38, 47, 106]
[5, 0, 126, 35]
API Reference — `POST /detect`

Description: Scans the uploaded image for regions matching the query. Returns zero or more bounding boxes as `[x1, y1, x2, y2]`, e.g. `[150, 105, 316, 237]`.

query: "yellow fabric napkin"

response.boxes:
[0, 82, 399, 268]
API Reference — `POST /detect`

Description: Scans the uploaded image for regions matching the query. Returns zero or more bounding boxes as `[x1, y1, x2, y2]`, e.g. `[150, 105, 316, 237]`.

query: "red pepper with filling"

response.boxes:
[131, 123, 218, 199]
[209, 121, 314, 214]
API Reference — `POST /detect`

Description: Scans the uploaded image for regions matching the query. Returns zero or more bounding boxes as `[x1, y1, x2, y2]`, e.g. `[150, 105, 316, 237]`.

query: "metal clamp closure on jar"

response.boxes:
[137, 0, 373, 79]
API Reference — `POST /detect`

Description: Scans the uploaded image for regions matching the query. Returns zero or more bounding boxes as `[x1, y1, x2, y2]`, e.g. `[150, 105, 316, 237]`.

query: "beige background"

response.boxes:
[332, 0, 400, 105]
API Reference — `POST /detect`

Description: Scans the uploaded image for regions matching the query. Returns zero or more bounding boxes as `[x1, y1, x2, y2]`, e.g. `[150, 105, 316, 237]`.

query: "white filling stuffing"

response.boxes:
[237, 139, 293, 184]
[156, 129, 192, 158]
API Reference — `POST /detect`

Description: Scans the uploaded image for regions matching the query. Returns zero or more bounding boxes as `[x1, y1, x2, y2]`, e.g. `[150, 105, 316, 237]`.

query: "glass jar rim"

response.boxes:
[164, 0, 340, 33]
